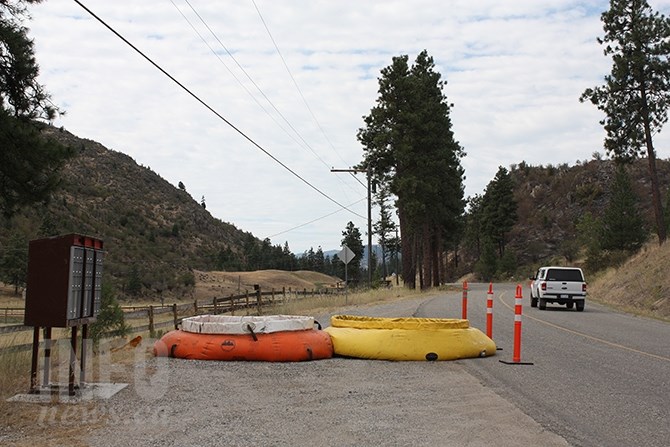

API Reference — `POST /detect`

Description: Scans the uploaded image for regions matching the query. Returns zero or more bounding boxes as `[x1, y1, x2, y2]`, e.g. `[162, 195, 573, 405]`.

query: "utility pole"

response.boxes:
[330, 168, 372, 288]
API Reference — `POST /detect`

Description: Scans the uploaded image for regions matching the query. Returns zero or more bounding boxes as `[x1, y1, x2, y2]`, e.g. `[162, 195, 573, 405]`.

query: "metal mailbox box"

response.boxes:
[24, 233, 104, 328]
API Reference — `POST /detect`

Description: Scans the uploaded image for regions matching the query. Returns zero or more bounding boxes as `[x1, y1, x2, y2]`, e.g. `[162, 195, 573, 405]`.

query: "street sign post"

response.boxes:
[338, 245, 356, 304]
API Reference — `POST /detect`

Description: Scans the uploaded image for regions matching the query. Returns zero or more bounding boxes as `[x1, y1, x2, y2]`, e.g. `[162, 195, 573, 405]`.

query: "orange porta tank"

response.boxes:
[153, 328, 333, 362]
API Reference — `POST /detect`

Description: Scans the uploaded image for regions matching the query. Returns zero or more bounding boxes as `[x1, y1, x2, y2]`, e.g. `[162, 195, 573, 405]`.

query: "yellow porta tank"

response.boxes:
[324, 315, 497, 361]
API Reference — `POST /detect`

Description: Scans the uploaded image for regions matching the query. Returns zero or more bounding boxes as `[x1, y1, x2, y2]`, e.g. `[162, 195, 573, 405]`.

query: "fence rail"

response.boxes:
[0, 287, 341, 339]
[1, 307, 24, 324]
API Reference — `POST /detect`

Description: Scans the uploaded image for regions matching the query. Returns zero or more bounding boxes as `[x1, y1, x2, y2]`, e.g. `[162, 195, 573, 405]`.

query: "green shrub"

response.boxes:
[90, 283, 130, 344]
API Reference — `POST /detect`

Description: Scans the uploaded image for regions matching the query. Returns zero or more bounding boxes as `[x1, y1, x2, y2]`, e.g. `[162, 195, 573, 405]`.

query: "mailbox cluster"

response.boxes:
[24, 233, 105, 395]
[25, 233, 104, 327]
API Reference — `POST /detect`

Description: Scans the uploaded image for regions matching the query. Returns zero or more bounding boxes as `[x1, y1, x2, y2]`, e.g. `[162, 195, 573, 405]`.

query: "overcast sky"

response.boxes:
[26, 0, 670, 254]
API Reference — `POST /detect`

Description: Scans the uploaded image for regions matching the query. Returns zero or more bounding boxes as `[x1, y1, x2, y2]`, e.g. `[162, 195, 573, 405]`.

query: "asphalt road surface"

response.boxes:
[415, 283, 670, 447]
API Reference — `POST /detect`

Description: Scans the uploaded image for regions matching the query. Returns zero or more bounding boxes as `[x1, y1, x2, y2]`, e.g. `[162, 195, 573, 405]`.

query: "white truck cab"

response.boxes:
[529, 266, 587, 311]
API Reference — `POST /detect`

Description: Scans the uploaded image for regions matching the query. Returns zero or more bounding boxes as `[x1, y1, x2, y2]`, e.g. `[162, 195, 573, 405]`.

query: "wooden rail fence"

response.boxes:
[0, 287, 341, 340]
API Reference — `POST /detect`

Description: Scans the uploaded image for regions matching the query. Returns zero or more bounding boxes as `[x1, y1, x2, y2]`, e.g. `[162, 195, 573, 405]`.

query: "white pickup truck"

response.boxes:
[529, 266, 587, 311]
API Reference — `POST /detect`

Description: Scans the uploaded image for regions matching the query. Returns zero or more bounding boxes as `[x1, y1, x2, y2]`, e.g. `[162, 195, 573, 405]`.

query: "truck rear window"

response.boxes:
[546, 269, 584, 282]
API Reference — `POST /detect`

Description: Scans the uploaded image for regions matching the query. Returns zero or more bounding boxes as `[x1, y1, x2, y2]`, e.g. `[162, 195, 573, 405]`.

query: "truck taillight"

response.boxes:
[583, 283, 587, 292]
[541, 282, 547, 291]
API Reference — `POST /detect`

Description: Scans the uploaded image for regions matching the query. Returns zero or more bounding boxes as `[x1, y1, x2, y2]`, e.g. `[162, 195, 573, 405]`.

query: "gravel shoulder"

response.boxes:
[4, 295, 570, 447]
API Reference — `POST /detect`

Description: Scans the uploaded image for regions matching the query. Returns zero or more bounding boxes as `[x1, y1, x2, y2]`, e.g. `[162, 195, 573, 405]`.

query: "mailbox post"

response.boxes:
[24, 234, 104, 396]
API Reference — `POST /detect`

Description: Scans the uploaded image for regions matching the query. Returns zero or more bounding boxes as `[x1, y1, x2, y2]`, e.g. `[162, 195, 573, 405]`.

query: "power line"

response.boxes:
[72, 0, 365, 219]
[176, 0, 338, 174]
[251, 0, 350, 167]
[267, 197, 366, 239]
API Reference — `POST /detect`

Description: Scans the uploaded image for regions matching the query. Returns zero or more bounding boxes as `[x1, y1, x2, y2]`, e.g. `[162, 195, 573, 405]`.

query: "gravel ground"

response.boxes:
[4, 296, 571, 446]
[83, 356, 569, 447]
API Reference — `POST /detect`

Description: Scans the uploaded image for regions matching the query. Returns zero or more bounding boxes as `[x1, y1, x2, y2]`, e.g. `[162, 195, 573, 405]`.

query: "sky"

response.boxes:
[25, 0, 670, 254]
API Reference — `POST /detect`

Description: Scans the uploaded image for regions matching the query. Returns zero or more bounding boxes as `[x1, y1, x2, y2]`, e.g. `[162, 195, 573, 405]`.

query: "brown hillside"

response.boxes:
[506, 158, 670, 266]
[1, 126, 256, 299]
[589, 241, 670, 319]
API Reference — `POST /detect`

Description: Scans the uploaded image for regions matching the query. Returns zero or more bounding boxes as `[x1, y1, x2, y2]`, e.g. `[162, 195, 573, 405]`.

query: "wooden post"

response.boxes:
[194, 299, 198, 315]
[256, 287, 262, 315]
[245, 291, 249, 315]
[172, 303, 178, 329]
[80, 324, 89, 386]
[148, 306, 155, 335]
[69, 325, 77, 396]
[271, 288, 275, 304]
[30, 326, 40, 393]
[43, 327, 52, 387]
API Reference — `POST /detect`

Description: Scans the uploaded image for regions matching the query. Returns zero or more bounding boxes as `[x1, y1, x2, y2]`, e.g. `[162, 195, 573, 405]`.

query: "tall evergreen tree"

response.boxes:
[282, 241, 295, 271]
[601, 164, 647, 251]
[580, 0, 670, 244]
[372, 184, 396, 279]
[358, 50, 465, 289]
[463, 194, 484, 260]
[0, 230, 28, 294]
[341, 221, 364, 283]
[1, 0, 72, 217]
[481, 167, 517, 258]
[314, 246, 325, 273]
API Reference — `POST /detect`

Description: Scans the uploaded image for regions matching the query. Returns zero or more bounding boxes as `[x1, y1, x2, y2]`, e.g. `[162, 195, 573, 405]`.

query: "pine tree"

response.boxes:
[126, 264, 142, 296]
[1, 1, 72, 217]
[373, 184, 396, 279]
[89, 283, 130, 343]
[481, 167, 517, 257]
[341, 221, 364, 283]
[580, 0, 670, 244]
[464, 194, 484, 259]
[475, 237, 497, 281]
[601, 164, 647, 251]
[0, 230, 28, 294]
[314, 246, 325, 273]
[358, 50, 465, 288]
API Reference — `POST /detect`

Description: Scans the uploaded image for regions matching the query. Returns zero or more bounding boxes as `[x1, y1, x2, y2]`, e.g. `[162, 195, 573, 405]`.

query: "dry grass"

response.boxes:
[0, 282, 24, 307]
[0, 334, 31, 396]
[263, 284, 423, 316]
[0, 330, 153, 447]
[589, 240, 670, 320]
[192, 269, 341, 301]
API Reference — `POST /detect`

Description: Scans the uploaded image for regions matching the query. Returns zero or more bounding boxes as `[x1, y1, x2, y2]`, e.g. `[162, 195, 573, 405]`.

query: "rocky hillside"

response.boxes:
[505, 158, 670, 267]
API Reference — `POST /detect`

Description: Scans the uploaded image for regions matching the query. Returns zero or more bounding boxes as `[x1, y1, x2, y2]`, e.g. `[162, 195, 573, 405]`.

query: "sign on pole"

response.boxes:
[338, 244, 355, 304]
[338, 245, 355, 264]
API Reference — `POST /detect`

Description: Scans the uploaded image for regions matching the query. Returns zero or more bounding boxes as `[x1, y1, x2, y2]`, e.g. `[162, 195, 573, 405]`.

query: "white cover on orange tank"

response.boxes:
[181, 314, 315, 334]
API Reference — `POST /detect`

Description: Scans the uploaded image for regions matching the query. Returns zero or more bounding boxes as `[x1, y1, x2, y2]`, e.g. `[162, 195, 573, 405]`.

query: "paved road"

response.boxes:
[415, 283, 670, 447]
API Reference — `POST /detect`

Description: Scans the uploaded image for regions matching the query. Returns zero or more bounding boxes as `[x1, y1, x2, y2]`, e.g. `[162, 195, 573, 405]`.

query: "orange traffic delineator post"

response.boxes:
[500, 284, 533, 365]
[486, 282, 494, 339]
[486, 283, 503, 351]
[461, 281, 468, 320]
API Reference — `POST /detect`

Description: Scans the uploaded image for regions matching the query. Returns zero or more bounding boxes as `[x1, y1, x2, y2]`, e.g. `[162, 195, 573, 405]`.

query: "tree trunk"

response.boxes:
[399, 208, 415, 289]
[422, 223, 432, 289]
[432, 230, 442, 287]
[642, 88, 666, 244]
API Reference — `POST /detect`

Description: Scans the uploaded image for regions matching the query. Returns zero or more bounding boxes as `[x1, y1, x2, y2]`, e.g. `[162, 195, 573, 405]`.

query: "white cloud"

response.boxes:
[27, 0, 670, 253]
